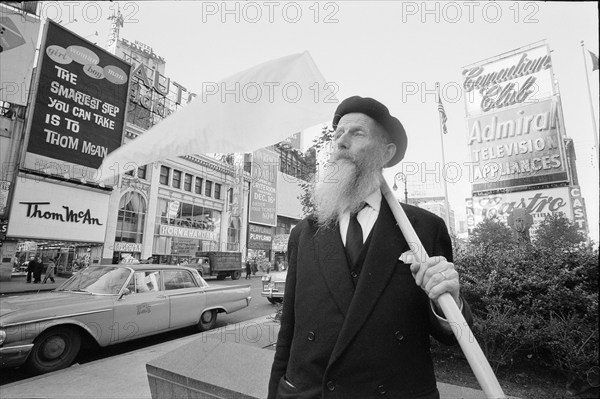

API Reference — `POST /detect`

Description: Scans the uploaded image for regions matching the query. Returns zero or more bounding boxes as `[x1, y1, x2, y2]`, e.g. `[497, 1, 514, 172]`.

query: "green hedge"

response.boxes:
[452, 241, 598, 384]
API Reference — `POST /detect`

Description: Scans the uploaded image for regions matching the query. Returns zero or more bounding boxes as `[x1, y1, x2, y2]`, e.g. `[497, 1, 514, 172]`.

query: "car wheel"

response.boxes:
[267, 297, 283, 304]
[231, 270, 241, 280]
[26, 326, 81, 374]
[198, 309, 217, 332]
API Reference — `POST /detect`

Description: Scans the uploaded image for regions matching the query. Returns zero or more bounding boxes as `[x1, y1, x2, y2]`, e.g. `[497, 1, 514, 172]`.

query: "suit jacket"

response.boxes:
[268, 199, 472, 399]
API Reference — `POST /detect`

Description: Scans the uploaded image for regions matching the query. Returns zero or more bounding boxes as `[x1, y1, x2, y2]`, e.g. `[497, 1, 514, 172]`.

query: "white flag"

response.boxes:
[97, 51, 336, 180]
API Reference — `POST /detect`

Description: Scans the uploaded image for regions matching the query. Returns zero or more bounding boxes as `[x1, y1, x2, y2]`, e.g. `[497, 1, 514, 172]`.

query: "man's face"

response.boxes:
[332, 113, 395, 167]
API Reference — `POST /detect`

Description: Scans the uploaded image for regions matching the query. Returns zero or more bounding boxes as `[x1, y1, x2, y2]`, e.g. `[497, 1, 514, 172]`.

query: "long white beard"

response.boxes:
[313, 149, 384, 227]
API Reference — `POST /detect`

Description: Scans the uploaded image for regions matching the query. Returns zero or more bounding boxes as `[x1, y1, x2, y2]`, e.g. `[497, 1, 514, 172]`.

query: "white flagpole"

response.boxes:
[436, 82, 452, 233]
[581, 40, 599, 168]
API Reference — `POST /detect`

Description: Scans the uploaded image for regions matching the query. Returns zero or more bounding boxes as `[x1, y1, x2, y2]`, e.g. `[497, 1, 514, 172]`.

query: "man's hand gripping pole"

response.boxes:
[379, 174, 505, 399]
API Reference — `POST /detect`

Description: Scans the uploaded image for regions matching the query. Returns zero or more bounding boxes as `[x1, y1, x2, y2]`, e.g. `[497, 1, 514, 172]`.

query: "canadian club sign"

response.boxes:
[463, 44, 555, 117]
[7, 178, 110, 242]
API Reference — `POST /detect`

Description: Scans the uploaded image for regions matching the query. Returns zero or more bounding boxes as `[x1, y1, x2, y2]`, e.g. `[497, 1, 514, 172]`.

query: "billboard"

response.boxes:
[0, 4, 42, 106]
[462, 43, 555, 118]
[465, 186, 574, 237]
[7, 177, 110, 242]
[467, 98, 568, 192]
[249, 148, 278, 226]
[569, 186, 589, 237]
[24, 21, 131, 175]
[248, 223, 274, 251]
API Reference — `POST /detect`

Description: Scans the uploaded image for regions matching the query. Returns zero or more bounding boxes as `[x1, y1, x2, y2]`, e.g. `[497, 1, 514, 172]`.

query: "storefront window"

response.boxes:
[156, 198, 221, 232]
[116, 192, 146, 244]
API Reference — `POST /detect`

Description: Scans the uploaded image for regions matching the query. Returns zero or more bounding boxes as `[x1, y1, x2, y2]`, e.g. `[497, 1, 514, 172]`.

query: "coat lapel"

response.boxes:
[313, 222, 354, 316]
[327, 199, 414, 367]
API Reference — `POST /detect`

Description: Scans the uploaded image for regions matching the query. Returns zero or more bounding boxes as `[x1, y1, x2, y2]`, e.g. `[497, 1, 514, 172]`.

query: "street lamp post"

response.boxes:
[392, 172, 408, 204]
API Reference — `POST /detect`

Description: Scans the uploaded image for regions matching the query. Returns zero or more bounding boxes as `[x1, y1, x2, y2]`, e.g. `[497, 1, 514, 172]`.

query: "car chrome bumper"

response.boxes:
[261, 289, 284, 298]
[0, 344, 34, 368]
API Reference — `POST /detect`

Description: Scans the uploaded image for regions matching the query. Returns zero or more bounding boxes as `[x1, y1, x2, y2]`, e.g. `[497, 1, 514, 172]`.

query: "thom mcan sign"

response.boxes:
[7, 178, 110, 242]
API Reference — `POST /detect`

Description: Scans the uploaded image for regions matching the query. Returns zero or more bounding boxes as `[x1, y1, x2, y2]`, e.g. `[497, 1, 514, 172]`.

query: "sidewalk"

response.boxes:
[0, 269, 271, 295]
[0, 274, 69, 295]
[0, 314, 494, 399]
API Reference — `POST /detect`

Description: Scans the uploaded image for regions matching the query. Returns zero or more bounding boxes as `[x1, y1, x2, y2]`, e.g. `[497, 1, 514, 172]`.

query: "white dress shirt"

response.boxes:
[339, 190, 381, 246]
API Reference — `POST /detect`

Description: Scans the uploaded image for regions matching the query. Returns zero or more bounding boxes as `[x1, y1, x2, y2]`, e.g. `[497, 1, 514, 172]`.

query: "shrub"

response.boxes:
[450, 215, 599, 385]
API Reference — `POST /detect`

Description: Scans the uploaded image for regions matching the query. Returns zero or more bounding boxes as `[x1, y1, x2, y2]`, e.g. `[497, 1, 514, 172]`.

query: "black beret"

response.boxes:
[332, 96, 407, 167]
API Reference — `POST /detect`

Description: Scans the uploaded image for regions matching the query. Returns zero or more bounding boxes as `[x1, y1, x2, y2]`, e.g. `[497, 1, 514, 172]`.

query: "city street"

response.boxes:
[0, 275, 276, 386]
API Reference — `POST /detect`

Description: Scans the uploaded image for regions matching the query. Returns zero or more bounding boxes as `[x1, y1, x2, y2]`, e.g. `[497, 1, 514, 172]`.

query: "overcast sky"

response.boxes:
[44, 1, 599, 240]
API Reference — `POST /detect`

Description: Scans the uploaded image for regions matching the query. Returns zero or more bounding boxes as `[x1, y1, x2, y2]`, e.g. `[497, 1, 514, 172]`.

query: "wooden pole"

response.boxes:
[380, 175, 506, 399]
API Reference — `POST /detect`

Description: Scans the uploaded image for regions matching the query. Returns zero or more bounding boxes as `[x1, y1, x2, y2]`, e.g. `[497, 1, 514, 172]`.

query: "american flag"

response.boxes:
[437, 94, 448, 134]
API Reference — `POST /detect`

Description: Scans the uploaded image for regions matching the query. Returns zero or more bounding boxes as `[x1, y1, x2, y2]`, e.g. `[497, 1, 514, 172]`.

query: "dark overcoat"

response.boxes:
[268, 199, 472, 399]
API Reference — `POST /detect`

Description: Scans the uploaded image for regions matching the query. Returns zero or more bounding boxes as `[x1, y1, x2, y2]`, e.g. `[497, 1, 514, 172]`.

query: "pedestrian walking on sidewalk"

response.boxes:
[26, 255, 35, 283]
[32, 255, 44, 283]
[268, 96, 473, 399]
[245, 260, 252, 279]
[43, 257, 56, 283]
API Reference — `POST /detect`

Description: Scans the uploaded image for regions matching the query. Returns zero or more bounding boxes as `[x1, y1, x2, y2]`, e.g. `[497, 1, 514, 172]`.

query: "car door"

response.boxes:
[112, 270, 170, 343]
[162, 269, 206, 328]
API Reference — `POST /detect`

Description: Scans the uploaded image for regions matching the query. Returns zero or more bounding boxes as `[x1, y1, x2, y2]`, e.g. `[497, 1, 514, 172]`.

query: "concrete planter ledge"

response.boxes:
[146, 315, 501, 399]
[146, 316, 280, 399]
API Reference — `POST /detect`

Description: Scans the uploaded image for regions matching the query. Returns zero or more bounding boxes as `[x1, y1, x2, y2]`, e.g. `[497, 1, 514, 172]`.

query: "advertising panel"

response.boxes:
[7, 177, 110, 242]
[249, 148, 278, 226]
[119, 38, 196, 130]
[466, 187, 573, 237]
[0, 4, 42, 105]
[467, 99, 568, 193]
[0, 180, 10, 215]
[158, 224, 217, 241]
[279, 132, 302, 151]
[569, 186, 589, 237]
[248, 223, 273, 251]
[24, 21, 131, 174]
[462, 43, 555, 117]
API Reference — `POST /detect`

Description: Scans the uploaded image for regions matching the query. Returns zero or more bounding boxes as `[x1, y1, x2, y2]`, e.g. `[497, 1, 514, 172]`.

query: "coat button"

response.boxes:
[350, 271, 358, 278]
[307, 331, 315, 341]
[326, 381, 335, 391]
[394, 331, 404, 342]
[377, 384, 386, 395]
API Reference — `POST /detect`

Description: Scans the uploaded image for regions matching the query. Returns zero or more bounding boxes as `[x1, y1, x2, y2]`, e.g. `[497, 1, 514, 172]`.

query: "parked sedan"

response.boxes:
[0, 264, 251, 374]
[261, 271, 287, 304]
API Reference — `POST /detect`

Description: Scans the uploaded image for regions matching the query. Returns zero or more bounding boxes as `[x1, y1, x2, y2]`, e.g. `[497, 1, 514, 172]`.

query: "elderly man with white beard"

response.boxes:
[268, 96, 473, 399]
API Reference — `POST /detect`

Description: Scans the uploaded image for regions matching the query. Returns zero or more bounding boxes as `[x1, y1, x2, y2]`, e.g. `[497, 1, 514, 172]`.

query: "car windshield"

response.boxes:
[57, 266, 132, 295]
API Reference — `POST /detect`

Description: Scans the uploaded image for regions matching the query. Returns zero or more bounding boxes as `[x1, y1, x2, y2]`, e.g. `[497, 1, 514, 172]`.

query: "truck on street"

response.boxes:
[190, 251, 244, 280]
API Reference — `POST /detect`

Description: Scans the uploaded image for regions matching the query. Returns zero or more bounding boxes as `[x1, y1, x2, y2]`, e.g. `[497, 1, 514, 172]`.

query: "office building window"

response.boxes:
[184, 174, 193, 191]
[137, 165, 147, 180]
[205, 180, 212, 197]
[195, 177, 203, 194]
[159, 166, 170, 185]
[214, 183, 221, 200]
[116, 192, 146, 244]
[172, 170, 182, 189]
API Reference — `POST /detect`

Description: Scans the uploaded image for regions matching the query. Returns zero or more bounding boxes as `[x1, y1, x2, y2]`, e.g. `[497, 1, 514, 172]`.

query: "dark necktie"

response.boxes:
[346, 205, 365, 267]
